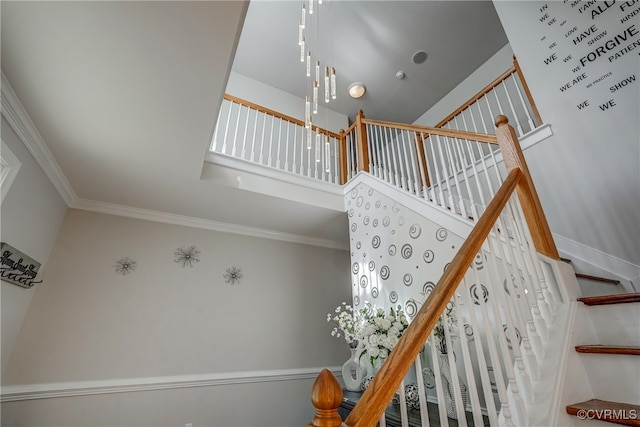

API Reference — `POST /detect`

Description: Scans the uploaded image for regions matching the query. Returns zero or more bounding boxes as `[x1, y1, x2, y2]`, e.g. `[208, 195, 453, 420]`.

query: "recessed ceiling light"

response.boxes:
[412, 50, 428, 64]
[348, 82, 366, 99]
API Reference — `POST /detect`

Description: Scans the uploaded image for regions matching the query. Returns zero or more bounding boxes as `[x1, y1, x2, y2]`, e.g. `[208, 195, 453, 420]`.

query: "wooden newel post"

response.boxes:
[355, 110, 369, 173]
[494, 115, 559, 259]
[339, 129, 348, 185]
[306, 369, 344, 427]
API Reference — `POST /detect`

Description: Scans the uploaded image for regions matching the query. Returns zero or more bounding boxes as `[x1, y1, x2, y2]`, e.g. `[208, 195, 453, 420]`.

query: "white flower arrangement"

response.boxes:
[357, 303, 409, 366]
[327, 302, 362, 345]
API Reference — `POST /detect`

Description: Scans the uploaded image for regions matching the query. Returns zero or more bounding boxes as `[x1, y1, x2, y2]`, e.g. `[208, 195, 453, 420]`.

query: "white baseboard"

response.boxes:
[0, 366, 341, 402]
[553, 232, 640, 292]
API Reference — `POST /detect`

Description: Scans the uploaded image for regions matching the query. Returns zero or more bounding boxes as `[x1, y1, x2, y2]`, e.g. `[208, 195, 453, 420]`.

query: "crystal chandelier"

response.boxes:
[298, 0, 336, 170]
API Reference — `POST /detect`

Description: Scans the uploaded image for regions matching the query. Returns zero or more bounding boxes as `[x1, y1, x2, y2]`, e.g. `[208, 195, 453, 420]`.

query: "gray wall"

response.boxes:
[415, 12, 639, 287]
[1, 116, 68, 374]
[492, 1, 639, 284]
[2, 209, 351, 426]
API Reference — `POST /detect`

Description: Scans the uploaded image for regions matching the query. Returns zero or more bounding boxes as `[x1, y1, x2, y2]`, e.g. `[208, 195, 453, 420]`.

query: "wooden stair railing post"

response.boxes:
[495, 115, 559, 259]
[339, 129, 348, 185]
[345, 170, 523, 427]
[306, 369, 344, 427]
[355, 110, 369, 173]
[414, 132, 431, 188]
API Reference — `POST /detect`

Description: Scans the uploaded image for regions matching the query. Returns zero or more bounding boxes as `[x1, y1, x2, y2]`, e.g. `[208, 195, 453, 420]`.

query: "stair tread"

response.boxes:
[576, 273, 621, 285]
[576, 345, 640, 355]
[567, 399, 640, 426]
[578, 293, 640, 306]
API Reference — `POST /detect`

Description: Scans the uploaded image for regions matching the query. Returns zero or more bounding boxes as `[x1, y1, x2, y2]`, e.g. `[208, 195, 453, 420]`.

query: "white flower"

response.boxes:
[356, 304, 409, 367]
[327, 303, 362, 345]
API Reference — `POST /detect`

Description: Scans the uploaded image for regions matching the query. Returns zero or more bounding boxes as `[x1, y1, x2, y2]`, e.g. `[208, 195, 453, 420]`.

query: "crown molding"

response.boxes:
[71, 198, 349, 250]
[0, 366, 341, 402]
[1, 71, 77, 205]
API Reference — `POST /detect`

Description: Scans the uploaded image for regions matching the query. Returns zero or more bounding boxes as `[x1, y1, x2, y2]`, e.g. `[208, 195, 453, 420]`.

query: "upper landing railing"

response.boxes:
[210, 56, 542, 189]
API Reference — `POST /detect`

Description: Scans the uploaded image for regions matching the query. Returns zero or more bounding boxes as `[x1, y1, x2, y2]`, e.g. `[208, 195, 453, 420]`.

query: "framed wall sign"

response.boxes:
[0, 242, 42, 288]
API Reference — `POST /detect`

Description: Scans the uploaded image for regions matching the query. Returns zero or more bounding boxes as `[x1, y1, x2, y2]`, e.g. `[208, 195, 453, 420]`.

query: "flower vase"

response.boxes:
[438, 352, 468, 419]
[365, 356, 384, 377]
[342, 342, 364, 392]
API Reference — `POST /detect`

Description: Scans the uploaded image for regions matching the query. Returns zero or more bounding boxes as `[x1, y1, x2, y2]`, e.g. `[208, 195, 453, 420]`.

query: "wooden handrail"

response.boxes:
[434, 56, 542, 129]
[343, 169, 524, 427]
[222, 94, 341, 139]
[361, 118, 498, 145]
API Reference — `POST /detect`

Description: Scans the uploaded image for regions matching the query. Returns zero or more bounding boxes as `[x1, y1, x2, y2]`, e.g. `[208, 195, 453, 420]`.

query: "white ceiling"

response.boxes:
[1, 1, 507, 248]
[232, 0, 508, 124]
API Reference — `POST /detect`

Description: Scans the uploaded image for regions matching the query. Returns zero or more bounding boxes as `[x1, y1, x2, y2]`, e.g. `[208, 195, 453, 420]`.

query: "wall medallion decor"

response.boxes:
[114, 257, 137, 276]
[0, 242, 42, 288]
[223, 266, 243, 285]
[174, 245, 200, 268]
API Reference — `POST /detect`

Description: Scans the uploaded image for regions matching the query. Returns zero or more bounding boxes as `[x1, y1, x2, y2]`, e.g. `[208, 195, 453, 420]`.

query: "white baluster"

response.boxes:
[400, 130, 418, 195]
[427, 136, 446, 209]
[434, 135, 457, 213]
[398, 379, 409, 427]
[511, 74, 536, 131]
[274, 118, 282, 168]
[231, 103, 242, 157]
[284, 121, 290, 171]
[386, 127, 402, 189]
[485, 223, 541, 389]
[292, 125, 298, 174]
[222, 101, 234, 155]
[442, 301, 468, 425]
[398, 130, 411, 192]
[470, 261, 522, 427]
[258, 112, 267, 164]
[460, 276, 500, 426]
[240, 106, 250, 160]
[483, 240, 534, 416]
[509, 198, 555, 328]
[504, 205, 551, 352]
[428, 328, 451, 427]
[414, 356, 431, 427]
[365, 124, 375, 177]
[502, 81, 524, 136]
[249, 109, 258, 162]
[451, 292, 484, 426]
[378, 125, 391, 183]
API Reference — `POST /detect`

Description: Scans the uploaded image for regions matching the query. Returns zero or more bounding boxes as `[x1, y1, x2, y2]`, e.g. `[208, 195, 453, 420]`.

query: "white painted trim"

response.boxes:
[0, 139, 22, 202]
[0, 366, 342, 402]
[519, 123, 553, 151]
[205, 151, 342, 194]
[71, 198, 350, 250]
[553, 232, 640, 289]
[1, 72, 76, 205]
[547, 302, 578, 427]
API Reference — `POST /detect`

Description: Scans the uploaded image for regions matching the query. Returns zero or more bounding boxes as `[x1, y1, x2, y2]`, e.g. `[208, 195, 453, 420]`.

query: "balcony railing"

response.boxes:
[211, 57, 541, 193]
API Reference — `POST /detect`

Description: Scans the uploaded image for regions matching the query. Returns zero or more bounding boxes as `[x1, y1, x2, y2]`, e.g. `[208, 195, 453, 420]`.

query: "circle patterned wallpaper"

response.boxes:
[346, 184, 461, 314]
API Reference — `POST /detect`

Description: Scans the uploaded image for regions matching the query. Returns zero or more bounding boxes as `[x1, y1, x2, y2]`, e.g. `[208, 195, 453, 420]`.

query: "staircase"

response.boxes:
[565, 291, 640, 426]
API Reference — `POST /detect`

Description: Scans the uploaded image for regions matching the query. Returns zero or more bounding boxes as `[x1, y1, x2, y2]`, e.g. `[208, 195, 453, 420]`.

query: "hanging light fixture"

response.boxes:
[297, 0, 337, 167]
[297, 0, 337, 120]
